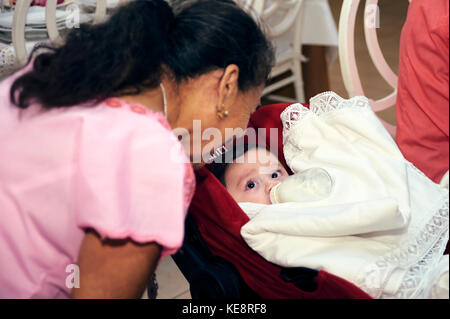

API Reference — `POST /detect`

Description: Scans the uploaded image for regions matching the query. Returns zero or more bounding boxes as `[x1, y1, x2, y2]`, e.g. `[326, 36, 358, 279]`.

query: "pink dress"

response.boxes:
[0, 71, 195, 298]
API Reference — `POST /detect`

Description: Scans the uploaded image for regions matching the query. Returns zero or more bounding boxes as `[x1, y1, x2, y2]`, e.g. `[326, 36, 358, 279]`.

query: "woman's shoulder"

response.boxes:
[87, 97, 174, 136]
[71, 99, 191, 256]
[1, 85, 187, 168]
[77, 97, 188, 168]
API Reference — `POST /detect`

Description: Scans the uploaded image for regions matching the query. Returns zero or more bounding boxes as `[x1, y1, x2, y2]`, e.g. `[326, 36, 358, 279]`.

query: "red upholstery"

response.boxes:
[189, 103, 372, 299]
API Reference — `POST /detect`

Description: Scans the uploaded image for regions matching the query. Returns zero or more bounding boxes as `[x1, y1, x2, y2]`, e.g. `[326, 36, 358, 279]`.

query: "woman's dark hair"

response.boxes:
[10, 0, 274, 109]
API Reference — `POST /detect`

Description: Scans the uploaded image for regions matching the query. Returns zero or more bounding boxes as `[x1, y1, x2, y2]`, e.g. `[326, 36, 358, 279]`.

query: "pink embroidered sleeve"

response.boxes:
[74, 108, 191, 258]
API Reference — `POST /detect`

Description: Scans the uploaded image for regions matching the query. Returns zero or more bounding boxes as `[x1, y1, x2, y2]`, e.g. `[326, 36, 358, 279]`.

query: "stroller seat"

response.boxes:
[172, 214, 261, 299]
[170, 103, 372, 299]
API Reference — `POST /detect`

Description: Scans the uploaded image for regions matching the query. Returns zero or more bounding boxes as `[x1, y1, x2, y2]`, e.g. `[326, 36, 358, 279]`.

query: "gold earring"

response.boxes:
[217, 104, 229, 119]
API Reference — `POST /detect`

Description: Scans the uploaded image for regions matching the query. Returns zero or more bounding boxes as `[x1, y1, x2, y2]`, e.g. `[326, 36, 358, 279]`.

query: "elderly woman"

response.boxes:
[0, 0, 273, 298]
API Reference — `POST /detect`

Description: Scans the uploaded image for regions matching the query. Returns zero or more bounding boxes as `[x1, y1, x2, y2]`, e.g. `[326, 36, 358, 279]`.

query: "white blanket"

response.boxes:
[240, 92, 449, 299]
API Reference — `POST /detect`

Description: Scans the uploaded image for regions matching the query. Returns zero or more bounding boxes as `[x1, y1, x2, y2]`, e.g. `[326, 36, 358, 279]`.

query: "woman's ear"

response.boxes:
[218, 64, 240, 108]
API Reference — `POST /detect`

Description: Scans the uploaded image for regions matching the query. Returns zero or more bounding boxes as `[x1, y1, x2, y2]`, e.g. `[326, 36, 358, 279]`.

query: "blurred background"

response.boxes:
[262, 0, 409, 126]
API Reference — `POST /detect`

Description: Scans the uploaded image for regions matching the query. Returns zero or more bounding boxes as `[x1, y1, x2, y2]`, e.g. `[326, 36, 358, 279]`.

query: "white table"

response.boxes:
[301, 0, 338, 64]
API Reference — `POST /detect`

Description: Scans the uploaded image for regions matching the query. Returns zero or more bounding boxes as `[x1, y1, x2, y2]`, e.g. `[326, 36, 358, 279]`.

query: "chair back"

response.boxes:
[338, 0, 410, 137]
[12, 0, 130, 66]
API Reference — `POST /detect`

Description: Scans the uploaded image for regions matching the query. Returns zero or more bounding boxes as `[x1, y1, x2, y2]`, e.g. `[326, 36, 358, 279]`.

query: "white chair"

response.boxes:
[339, 0, 450, 186]
[12, 0, 130, 66]
[238, 0, 306, 103]
[338, 0, 411, 138]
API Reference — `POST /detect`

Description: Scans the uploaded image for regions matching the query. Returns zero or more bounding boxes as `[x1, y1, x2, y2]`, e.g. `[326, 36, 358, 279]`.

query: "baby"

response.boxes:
[208, 92, 449, 299]
[211, 145, 289, 205]
[212, 144, 333, 208]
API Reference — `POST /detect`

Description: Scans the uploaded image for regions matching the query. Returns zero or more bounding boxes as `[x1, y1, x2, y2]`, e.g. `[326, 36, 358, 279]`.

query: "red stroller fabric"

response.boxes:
[188, 103, 372, 299]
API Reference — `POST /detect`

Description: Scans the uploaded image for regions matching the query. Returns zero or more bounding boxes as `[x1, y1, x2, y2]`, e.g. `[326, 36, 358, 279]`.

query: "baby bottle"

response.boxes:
[270, 168, 333, 204]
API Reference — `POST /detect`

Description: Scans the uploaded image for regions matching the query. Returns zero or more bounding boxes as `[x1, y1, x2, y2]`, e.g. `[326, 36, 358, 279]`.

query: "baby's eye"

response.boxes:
[246, 181, 257, 190]
[271, 171, 282, 179]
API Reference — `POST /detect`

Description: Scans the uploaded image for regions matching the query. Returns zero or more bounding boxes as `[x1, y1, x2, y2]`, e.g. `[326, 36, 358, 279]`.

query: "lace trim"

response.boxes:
[279, 91, 449, 299]
[0, 44, 18, 78]
[359, 163, 449, 298]
[0, 42, 43, 79]
[280, 91, 371, 131]
[280, 91, 374, 168]
[279, 103, 311, 130]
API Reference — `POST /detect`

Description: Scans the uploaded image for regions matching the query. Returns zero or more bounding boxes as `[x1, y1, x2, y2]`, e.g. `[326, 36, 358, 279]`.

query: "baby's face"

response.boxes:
[224, 148, 289, 204]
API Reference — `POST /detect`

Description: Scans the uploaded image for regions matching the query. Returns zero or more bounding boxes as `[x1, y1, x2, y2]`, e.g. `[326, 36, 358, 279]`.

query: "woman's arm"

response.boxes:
[71, 230, 161, 299]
